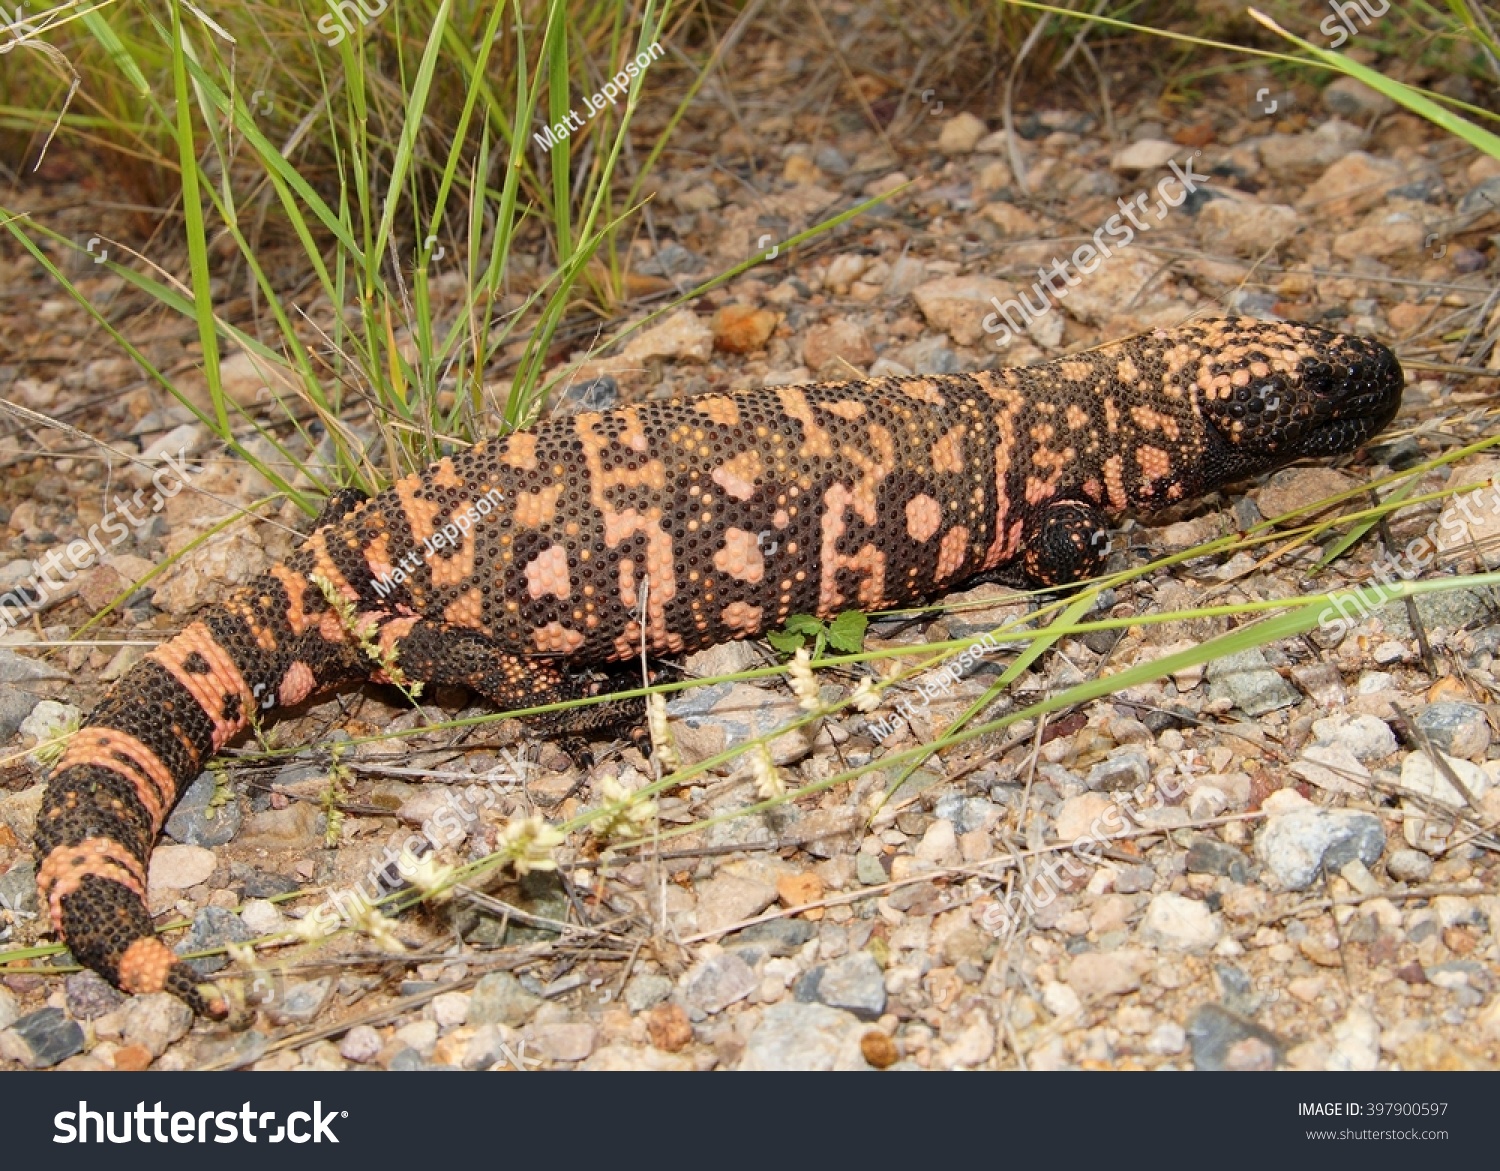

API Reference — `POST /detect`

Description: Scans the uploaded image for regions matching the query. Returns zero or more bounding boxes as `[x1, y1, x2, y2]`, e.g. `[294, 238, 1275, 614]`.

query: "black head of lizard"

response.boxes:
[1193, 319, 1404, 476]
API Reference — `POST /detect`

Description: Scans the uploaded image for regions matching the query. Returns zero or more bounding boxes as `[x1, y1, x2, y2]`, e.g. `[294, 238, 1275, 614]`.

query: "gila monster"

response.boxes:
[33, 317, 1403, 1017]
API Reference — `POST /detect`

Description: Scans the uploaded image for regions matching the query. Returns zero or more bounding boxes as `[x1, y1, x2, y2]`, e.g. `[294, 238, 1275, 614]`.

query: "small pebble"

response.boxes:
[682, 951, 757, 1016]
[1187, 1004, 1284, 1071]
[121, 993, 192, 1058]
[431, 991, 471, 1030]
[1141, 893, 1222, 952]
[177, 905, 253, 976]
[339, 1024, 383, 1064]
[163, 771, 242, 847]
[525, 1021, 596, 1063]
[623, 972, 675, 1014]
[64, 970, 126, 1021]
[798, 951, 887, 1020]
[860, 1029, 899, 1068]
[469, 972, 541, 1027]
[1, 1006, 85, 1068]
[739, 1002, 868, 1071]
[1413, 703, 1491, 761]
[1386, 848, 1434, 883]
[267, 977, 334, 1026]
[1255, 808, 1385, 890]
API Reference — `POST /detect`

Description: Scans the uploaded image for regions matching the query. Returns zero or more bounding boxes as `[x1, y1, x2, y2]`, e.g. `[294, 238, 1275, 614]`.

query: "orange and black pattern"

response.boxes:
[34, 318, 1404, 1015]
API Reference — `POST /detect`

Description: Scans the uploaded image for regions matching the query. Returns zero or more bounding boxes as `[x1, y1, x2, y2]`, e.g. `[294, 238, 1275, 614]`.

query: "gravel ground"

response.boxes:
[1, 23, 1499, 1070]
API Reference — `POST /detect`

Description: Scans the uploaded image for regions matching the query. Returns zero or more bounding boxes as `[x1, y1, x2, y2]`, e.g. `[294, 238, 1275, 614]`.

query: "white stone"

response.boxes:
[1140, 893, 1222, 952]
[147, 844, 216, 892]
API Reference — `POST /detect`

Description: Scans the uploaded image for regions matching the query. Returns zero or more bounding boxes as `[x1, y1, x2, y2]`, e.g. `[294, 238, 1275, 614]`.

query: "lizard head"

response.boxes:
[1194, 320, 1404, 475]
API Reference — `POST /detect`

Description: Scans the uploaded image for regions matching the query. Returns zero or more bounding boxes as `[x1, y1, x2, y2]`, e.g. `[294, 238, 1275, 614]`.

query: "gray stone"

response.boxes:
[1322, 76, 1395, 118]
[623, 973, 674, 1014]
[164, 771, 242, 846]
[856, 853, 887, 885]
[122, 993, 193, 1057]
[1456, 177, 1500, 226]
[1113, 864, 1156, 894]
[0, 986, 17, 1030]
[388, 1048, 457, 1071]
[557, 375, 618, 413]
[799, 951, 887, 1020]
[0, 1006, 84, 1068]
[1085, 749, 1151, 793]
[469, 971, 541, 1027]
[636, 241, 704, 277]
[1376, 589, 1488, 638]
[0, 689, 39, 741]
[1413, 703, 1491, 760]
[267, 977, 334, 1026]
[814, 145, 848, 174]
[1386, 848, 1433, 883]
[682, 951, 757, 1015]
[1206, 649, 1300, 716]
[1187, 1004, 1284, 1071]
[65, 970, 125, 1020]
[1255, 808, 1385, 890]
[176, 906, 253, 976]
[0, 647, 67, 685]
[739, 1001, 871, 1071]
[727, 918, 816, 958]
[1185, 836, 1252, 882]
[233, 867, 301, 899]
[934, 794, 999, 835]
[0, 651, 66, 739]
[0, 859, 38, 916]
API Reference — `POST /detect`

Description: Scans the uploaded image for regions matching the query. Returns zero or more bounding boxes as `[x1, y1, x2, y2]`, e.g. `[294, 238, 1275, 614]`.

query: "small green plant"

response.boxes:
[204, 761, 234, 822]
[319, 741, 354, 849]
[765, 611, 868, 660]
[310, 572, 423, 701]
